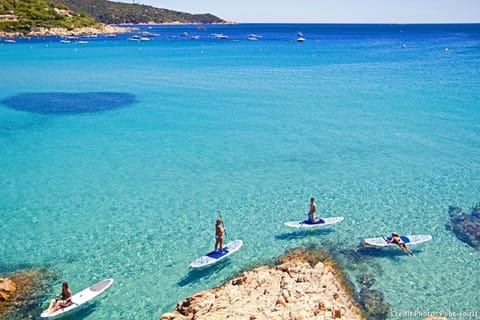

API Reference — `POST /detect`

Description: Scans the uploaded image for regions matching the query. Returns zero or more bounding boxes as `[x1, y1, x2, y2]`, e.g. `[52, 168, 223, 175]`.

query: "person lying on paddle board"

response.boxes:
[307, 197, 323, 223]
[45, 281, 73, 315]
[215, 218, 225, 253]
[384, 232, 414, 256]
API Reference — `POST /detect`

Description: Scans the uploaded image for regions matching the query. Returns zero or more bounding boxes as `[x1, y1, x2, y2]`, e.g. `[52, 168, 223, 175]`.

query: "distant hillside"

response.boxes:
[48, 0, 225, 24]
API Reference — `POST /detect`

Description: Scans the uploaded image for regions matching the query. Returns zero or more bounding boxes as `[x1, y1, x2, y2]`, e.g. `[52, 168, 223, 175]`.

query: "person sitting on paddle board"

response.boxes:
[45, 281, 73, 314]
[307, 197, 323, 224]
[384, 232, 414, 256]
[215, 219, 225, 253]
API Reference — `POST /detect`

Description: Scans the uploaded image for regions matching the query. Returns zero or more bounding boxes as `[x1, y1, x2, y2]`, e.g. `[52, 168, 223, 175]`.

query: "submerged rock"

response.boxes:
[446, 203, 480, 249]
[161, 248, 364, 319]
[0, 268, 56, 320]
[357, 288, 389, 320]
[356, 273, 376, 289]
[1, 92, 136, 115]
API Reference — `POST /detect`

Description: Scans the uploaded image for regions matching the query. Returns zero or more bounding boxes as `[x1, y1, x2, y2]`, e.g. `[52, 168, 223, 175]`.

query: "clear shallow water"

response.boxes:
[1, 24, 479, 319]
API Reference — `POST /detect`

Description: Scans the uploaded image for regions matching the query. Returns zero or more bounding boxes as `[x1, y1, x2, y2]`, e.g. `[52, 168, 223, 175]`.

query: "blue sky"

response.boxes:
[115, 0, 480, 23]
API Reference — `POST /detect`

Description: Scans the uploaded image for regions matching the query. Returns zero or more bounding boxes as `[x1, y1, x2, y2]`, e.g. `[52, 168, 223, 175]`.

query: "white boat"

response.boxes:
[296, 37, 305, 42]
[127, 35, 141, 41]
[191, 35, 200, 40]
[247, 36, 258, 41]
[141, 31, 158, 37]
[213, 33, 229, 40]
[4, 38, 16, 43]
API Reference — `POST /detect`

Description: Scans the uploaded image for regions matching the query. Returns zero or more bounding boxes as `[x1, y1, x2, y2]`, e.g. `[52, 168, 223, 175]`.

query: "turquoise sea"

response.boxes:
[1, 24, 479, 319]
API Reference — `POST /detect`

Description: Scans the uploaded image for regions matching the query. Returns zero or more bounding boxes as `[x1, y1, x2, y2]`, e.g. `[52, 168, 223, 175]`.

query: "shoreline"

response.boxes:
[0, 24, 134, 38]
[0, 21, 237, 38]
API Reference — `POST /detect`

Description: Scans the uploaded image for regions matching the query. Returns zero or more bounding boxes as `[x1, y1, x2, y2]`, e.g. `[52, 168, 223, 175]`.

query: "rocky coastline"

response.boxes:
[161, 249, 365, 320]
[1, 248, 449, 319]
[0, 24, 134, 38]
[0, 21, 238, 38]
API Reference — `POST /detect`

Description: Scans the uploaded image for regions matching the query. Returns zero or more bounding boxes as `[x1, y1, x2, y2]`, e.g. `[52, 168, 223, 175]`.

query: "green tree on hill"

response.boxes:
[0, 0, 224, 35]
[0, 0, 98, 33]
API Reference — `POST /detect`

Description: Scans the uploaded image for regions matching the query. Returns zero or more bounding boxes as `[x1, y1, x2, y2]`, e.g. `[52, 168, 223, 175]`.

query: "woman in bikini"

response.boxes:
[385, 232, 414, 256]
[215, 218, 224, 253]
[46, 281, 73, 315]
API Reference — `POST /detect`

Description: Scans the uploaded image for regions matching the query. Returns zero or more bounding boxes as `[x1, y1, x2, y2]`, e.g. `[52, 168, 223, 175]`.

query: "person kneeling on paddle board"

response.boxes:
[215, 219, 225, 253]
[45, 281, 73, 314]
[384, 232, 414, 256]
[307, 197, 323, 224]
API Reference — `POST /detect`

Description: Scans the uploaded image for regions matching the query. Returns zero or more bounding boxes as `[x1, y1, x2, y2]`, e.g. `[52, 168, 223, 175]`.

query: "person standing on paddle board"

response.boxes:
[384, 232, 414, 256]
[215, 219, 225, 253]
[45, 281, 73, 315]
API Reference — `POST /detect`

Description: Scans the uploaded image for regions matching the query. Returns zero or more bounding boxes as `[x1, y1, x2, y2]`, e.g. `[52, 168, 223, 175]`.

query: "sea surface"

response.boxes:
[1, 24, 479, 319]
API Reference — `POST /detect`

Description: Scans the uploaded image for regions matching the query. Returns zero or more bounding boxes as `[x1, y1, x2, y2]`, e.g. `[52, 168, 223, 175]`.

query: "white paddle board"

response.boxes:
[284, 216, 344, 228]
[364, 235, 432, 247]
[190, 240, 243, 268]
[40, 278, 114, 318]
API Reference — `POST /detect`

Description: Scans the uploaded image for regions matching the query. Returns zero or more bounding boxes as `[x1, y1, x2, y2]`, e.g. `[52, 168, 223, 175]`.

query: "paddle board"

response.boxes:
[190, 240, 243, 268]
[40, 278, 114, 318]
[283, 216, 344, 228]
[364, 235, 432, 247]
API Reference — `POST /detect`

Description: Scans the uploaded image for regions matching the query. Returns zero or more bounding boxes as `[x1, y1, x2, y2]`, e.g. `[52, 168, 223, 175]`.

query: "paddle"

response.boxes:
[300, 212, 310, 227]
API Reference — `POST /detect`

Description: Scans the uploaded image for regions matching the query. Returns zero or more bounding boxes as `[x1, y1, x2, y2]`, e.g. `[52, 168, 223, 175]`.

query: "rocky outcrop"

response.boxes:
[446, 203, 480, 249]
[0, 278, 16, 302]
[0, 269, 55, 319]
[160, 250, 364, 320]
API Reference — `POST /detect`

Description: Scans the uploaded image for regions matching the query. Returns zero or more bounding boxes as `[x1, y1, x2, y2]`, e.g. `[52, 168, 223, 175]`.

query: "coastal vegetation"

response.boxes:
[0, 0, 224, 35]
[0, 0, 98, 34]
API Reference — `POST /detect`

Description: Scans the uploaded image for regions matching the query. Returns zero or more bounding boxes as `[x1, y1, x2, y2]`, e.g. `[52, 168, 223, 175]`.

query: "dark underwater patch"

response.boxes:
[1, 92, 136, 115]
